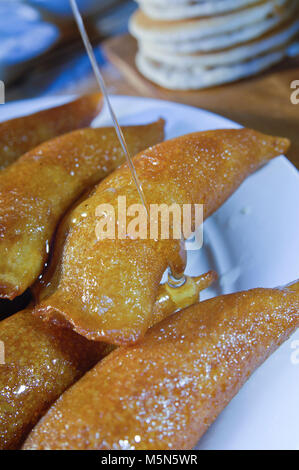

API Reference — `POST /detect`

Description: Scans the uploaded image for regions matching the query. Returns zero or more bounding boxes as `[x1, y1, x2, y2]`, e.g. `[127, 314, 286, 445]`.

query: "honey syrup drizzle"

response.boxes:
[69, 0, 148, 214]
[70, 0, 186, 283]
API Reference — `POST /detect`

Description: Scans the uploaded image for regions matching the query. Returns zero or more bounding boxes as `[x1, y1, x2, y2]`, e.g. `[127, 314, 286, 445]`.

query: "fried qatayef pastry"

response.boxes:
[0, 309, 109, 450]
[34, 129, 290, 345]
[0, 272, 215, 449]
[0, 119, 165, 299]
[24, 282, 299, 450]
[0, 94, 102, 170]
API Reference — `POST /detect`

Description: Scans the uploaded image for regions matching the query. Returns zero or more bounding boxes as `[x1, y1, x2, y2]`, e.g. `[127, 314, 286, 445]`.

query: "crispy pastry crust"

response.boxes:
[23, 282, 299, 450]
[0, 120, 165, 299]
[0, 94, 102, 170]
[34, 129, 289, 345]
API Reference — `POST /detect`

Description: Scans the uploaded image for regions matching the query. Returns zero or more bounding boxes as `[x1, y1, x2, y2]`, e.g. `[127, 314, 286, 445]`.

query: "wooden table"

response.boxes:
[102, 34, 299, 170]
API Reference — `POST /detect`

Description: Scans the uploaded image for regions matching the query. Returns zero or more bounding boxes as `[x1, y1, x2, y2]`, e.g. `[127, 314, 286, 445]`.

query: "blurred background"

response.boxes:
[0, 0, 298, 169]
[0, 0, 137, 100]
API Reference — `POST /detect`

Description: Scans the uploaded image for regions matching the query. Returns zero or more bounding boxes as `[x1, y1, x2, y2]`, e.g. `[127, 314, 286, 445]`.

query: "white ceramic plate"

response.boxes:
[1, 95, 299, 450]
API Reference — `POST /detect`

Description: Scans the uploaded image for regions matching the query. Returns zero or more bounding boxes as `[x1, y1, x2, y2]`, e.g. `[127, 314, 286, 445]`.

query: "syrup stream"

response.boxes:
[70, 0, 186, 284]
[69, 0, 148, 214]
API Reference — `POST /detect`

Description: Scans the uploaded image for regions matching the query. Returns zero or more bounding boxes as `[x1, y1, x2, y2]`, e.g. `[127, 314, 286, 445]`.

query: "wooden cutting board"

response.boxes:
[103, 34, 299, 170]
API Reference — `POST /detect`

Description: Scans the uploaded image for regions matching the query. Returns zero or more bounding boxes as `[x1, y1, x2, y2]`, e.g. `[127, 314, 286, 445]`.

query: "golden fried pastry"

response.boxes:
[23, 281, 299, 450]
[0, 271, 215, 449]
[0, 120, 165, 300]
[0, 309, 109, 450]
[34, 129, 289, 345]
[0, 94, 102, 170]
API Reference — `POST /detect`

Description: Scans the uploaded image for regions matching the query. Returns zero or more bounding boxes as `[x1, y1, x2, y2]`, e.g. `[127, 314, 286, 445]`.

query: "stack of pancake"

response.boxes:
[129, 0, 299, 89]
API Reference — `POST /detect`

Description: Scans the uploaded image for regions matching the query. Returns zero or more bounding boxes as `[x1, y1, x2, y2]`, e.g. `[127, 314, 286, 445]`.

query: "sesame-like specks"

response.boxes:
[23, 285, 297, 449]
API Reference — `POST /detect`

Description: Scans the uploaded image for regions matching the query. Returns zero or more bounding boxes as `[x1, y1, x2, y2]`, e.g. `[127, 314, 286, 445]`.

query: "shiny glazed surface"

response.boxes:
[0, 309, 111, 450]
[34, 129, 289, 345]
[0, 120, 165, 299]
[0, 94, 102, 170]
[23, 282, 299, 450]
[0, 270, 213, 449]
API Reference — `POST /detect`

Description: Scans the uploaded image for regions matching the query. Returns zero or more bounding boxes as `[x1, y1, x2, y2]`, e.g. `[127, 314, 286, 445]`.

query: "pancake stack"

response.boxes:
[129, 0, 299, 89]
